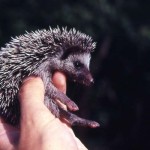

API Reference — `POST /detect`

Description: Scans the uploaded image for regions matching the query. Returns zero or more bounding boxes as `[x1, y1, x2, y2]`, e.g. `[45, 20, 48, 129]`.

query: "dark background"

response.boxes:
[0, 0, 150, 149]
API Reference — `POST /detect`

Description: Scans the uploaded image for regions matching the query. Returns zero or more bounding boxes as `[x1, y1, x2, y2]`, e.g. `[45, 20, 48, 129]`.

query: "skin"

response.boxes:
[0, 72, 87, 150]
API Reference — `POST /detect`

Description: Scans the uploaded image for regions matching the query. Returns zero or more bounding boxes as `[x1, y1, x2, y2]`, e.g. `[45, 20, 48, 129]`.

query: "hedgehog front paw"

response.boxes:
[54, 90, 79, 111]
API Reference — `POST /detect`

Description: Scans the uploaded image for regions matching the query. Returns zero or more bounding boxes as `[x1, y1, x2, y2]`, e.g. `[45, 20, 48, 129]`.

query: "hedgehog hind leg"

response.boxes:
[59, 108, 100, 128]
[44, 95, 100, 128]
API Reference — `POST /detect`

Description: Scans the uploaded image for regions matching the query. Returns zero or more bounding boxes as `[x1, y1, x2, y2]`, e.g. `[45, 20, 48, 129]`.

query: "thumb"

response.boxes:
[19, 77, 54, 126]
[19, 72, 67, 126]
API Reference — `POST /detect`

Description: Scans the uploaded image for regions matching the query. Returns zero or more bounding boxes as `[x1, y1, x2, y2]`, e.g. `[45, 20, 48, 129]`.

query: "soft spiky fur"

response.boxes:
[0, 27, 99, 128]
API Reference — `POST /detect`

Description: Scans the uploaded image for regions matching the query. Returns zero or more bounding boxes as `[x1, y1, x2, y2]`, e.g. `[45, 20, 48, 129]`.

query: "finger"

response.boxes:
[19, 76, 45, 103]
[52, 72, 67, 94]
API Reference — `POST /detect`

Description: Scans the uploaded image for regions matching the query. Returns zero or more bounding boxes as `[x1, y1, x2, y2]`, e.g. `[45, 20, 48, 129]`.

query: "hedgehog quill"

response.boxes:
[0, 27, 99, 128]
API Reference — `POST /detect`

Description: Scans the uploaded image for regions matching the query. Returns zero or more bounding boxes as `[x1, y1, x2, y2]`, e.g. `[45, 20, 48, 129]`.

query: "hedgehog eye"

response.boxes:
[74, 61, 84, 69]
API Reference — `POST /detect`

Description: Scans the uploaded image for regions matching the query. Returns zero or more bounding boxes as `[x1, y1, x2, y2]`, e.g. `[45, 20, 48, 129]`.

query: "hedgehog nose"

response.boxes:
[87, 73, 94, 85]
[90, 77, 94, 84]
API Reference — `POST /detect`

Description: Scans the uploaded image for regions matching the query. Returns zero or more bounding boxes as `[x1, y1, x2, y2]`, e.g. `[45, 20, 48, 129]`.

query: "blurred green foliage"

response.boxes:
[0, 0, 150, 149]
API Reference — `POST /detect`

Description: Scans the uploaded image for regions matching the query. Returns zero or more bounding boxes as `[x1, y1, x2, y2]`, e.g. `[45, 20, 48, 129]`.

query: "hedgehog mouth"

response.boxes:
[82, 80, 93, 86]
[72, 78, 93, 86]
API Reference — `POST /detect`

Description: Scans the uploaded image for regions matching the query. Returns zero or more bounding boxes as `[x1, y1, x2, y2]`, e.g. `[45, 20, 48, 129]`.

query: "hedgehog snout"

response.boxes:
[84, 73, 94, 86]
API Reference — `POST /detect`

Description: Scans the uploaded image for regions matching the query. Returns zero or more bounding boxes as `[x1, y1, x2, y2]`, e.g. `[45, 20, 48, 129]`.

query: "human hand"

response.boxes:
[0, 72, 87, 150]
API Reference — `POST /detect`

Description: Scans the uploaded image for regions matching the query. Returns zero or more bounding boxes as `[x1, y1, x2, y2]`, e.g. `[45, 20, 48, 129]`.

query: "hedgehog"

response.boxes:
[0, 27, 99, 128]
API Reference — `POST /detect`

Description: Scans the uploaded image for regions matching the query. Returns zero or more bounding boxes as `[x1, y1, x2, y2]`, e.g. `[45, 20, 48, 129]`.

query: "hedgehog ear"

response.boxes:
[61, 46, 81, 60]
[53, 36, 60, 44]
[41, 39, 49, 46]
